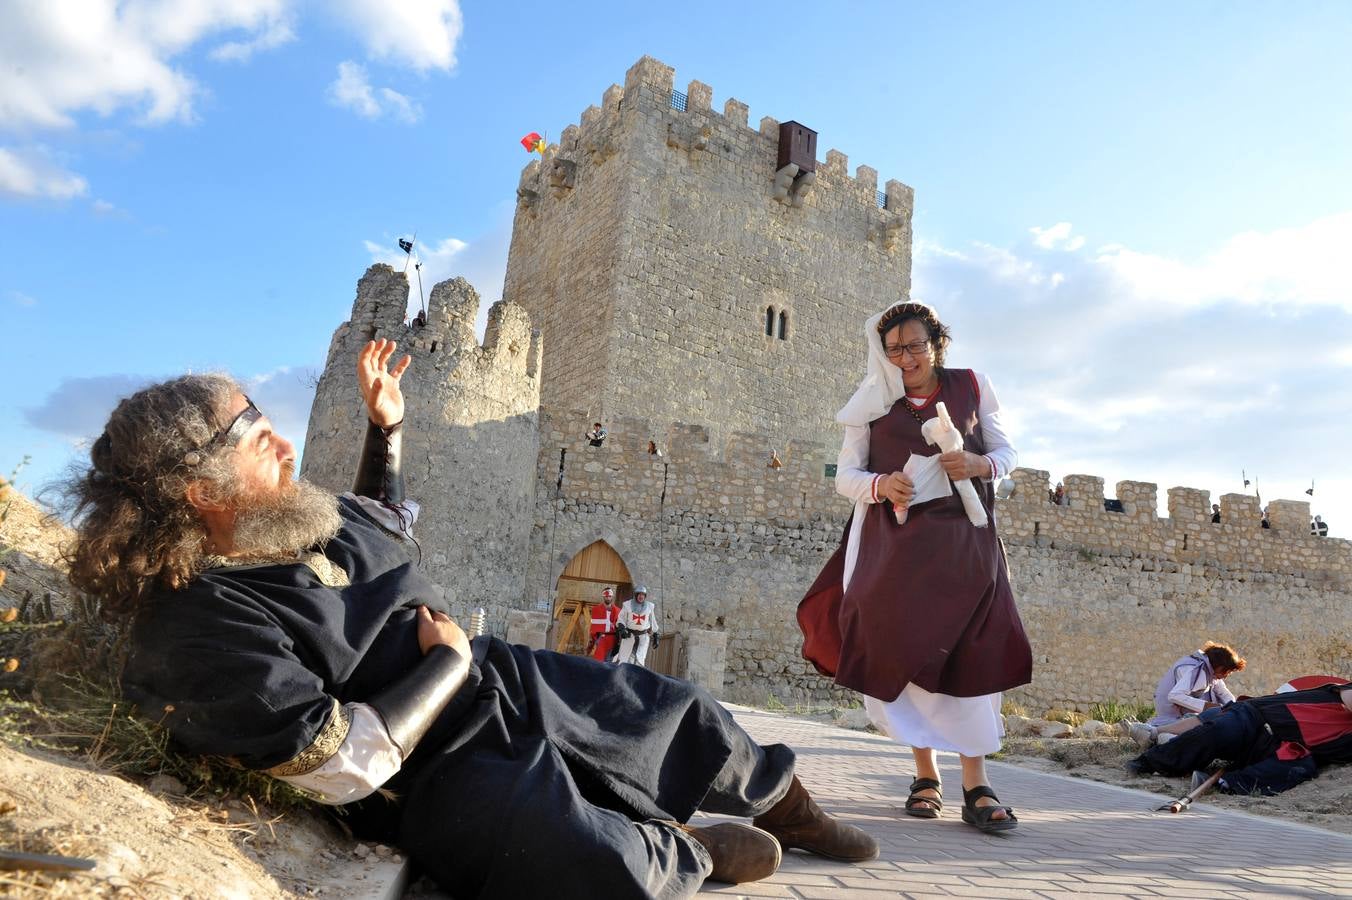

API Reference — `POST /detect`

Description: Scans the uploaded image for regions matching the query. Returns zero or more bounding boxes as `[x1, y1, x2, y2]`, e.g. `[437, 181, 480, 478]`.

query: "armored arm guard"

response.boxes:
[368, 644, 470, 758]
[353, 419, 405, 505]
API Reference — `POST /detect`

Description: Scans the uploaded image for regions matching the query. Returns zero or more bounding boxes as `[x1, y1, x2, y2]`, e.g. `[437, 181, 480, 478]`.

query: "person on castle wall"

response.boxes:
[796, 301, 1031, 834]
[1052, 482, 1065, 506]
[1129, 643, 1246, 747]
[1212, 503, 1222, 524]
[586, 422, 608, 447]
[1261, 506, 1271, 528]
[69, 340, 878, 897]
[617, 585, 660, 667]
[1128, 680, 1352, 797]
[586, 587, 621, 662]
[1312, 515, 1328, 537]
[647, 440, 663, 458]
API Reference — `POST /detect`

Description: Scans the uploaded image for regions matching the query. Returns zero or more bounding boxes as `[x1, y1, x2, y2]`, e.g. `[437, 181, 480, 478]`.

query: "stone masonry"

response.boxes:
[302, 264, 542, 632]
[505, 56, 914, 451]
[303, 56, 1351, 714]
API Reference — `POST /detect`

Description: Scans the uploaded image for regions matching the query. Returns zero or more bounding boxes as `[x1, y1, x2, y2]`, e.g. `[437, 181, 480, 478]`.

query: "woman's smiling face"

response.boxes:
[882, 319, 937, 394]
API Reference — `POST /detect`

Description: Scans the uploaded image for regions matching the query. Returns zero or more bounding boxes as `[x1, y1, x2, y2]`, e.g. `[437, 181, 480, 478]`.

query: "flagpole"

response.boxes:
[402, 231, 417, 274]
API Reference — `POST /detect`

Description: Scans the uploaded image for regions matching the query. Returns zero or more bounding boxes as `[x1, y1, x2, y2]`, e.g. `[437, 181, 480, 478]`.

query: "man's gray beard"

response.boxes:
[230, 479, 342, 557]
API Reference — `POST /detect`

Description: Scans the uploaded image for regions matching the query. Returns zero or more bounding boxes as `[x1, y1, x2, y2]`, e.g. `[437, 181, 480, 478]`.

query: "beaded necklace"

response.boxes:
[899, 379, 941, 425]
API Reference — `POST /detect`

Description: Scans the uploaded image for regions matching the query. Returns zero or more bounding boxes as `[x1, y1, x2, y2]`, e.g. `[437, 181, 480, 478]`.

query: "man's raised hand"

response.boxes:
[358, 339, 412, 429]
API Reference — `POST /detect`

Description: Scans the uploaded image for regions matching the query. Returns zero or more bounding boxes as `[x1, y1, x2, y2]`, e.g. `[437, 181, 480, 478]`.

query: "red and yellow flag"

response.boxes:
[520, 132, 546, 155]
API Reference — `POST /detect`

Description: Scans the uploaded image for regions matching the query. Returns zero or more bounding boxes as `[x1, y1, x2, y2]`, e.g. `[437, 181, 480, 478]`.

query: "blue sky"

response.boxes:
[3, 1, 1351, 535]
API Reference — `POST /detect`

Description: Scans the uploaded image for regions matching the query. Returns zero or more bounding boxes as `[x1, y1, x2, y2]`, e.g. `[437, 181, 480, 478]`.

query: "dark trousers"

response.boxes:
[1137, 703, 1277, 775]
[396, 639, 796, 899]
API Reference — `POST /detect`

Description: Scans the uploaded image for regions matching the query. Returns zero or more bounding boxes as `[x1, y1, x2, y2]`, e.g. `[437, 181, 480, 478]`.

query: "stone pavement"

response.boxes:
[690, 705, 1352, 899]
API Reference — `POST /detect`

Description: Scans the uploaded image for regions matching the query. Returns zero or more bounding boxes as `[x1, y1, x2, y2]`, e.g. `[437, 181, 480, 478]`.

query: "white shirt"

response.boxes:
[835, 371, 1017, 506]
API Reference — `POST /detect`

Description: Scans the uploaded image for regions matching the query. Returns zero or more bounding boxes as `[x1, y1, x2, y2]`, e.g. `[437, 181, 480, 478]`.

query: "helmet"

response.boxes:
[633, 585, 648, 597]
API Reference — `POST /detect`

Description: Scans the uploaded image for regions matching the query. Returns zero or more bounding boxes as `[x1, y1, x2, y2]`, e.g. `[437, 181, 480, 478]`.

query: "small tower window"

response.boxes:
[778, 310, 789, 340]
[765, 306, 775, 336]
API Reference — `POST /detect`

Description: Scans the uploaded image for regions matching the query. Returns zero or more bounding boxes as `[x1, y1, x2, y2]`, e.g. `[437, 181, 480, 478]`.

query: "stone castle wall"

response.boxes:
[302, 265, 542, 624]
[524, 411, 1351, 709]
[506, 56, 915, 452]
[998, 469, 1352, 711]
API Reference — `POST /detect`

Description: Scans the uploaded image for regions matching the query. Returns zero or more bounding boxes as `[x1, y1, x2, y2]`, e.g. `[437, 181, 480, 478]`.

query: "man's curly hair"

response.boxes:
[63, 375, 240, 620]
[876, 301, 952, 368]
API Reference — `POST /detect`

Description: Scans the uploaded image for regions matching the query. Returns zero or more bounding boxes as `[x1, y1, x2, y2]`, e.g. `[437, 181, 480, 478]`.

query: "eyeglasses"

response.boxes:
[206, 396, 262, 451]
[883, 340, 932, 359]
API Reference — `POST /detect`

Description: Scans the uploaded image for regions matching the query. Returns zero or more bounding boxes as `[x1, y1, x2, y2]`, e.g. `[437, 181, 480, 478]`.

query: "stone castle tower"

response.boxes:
[506, 56, 914, 448]
[302, 266, 542, 614]
[304, 56, 1350, 708]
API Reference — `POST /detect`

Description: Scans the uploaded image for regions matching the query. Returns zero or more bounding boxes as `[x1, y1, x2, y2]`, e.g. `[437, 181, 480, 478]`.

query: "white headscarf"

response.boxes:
[835, 301, 939, 427]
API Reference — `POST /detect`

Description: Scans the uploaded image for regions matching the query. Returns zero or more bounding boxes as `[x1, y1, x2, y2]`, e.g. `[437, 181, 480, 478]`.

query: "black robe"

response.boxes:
[122, 498, 791, 897]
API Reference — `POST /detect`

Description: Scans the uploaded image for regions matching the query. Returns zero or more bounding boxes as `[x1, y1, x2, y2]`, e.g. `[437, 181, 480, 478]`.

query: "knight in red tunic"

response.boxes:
[587, 588, 621, 662]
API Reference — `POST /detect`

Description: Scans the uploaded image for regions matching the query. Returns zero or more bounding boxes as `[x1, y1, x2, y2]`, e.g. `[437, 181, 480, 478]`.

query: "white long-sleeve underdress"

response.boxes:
[835, 371, 1016, 757]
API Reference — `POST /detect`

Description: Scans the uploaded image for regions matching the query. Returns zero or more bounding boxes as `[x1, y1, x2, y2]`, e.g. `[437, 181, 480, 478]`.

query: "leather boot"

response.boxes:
[753, 776, 879, 862]
[680, 823, 782, 884]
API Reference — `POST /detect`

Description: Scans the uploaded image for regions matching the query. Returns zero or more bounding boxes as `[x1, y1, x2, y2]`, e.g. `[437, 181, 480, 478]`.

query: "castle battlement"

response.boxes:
[327, 265, 542, 398]
[515, 55, 913, 226]
[1002, 467, 1350, 583]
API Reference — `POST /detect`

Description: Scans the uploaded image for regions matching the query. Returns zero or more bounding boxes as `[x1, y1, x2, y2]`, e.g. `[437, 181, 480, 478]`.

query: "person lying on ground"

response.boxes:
[63, 340, 878, 898]
[1128, 680, 1352, 796]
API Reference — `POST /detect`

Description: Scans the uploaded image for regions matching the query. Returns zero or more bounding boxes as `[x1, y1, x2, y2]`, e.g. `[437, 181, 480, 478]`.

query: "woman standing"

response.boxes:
[798, 301, 1032, 832]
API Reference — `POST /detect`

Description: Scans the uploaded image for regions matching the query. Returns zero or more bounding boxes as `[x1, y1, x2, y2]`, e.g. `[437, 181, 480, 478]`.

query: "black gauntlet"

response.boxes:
[369, 644, 470, 758]
[353, 419, 404, 505]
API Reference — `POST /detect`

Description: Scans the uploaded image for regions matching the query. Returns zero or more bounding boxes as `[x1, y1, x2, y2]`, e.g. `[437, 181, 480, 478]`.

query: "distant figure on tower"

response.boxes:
[588, 587, 621, 662]
[586, 422, 608, 447]
[618, 586, 660, 667]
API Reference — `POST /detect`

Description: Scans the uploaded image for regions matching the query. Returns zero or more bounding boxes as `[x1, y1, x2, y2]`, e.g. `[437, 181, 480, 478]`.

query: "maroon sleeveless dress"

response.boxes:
[798, 368, 1032, 700]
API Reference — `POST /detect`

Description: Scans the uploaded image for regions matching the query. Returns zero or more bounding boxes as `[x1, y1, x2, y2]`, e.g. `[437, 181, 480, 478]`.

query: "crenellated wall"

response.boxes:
[992, 468, 1351, 711]
[302, 265, 542, 621]
[505, 55, 915, 453]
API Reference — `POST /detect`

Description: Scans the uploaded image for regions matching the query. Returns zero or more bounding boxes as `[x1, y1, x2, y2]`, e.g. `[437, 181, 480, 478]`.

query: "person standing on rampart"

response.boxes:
[797, 301, 1030, 833]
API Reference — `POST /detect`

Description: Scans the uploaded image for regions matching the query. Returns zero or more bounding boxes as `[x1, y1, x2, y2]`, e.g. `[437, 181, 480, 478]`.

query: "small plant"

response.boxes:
[1076, 547, 1098, 562]
[1089, 699, 1155, 724]
[1001, 699, 1029, 717]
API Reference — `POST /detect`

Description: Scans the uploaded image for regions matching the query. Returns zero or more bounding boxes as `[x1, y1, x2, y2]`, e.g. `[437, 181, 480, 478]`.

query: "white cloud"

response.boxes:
[0, 147, 88, 199]
[209, 17, 296, 62]
[915, 212, 1352, 535]
[1098, 211, 1352, 311]
[0, 1, 291, 130]
[330, 0, 463, 72]
[362, 211, 514, 337]
[9, 291, 37, 308]
[329, 62, 422, 123]
[1030, 222, 1085, 251]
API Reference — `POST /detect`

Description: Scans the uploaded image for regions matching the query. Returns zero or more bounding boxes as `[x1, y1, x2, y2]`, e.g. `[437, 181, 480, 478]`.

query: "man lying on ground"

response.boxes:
[1129, 679, 1352, 795]
[64, 340, 877, 899]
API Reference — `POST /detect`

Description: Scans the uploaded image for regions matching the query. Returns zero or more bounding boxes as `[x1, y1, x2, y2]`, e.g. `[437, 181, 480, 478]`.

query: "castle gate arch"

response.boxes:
[550, 540, 633, 656]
